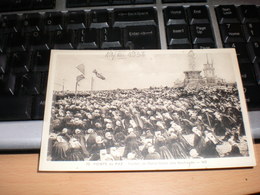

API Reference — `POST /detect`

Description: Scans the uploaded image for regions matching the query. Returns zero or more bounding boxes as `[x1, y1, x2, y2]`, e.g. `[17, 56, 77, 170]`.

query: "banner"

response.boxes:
[76, 64, 85, 75]
[76, 74, 85, 83]
[93, 69, 105, 80]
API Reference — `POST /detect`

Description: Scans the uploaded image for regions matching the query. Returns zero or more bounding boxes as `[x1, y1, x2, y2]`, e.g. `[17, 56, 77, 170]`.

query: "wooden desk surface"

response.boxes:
[1, 144, 260, 195]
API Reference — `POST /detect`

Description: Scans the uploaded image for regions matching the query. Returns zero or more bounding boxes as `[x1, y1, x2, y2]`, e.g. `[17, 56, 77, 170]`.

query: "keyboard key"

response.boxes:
[15, 73, 37, 95]
[40, 72, 48, 94]
[0, 0, 11, 12]
[21, 13, 43, 32]
[9, 51, 31, 73]
[238, 63, 256, 85]
[31, 50, 50, 72]
[216, 5, 240, 24]
[244, 84, 260, 109]
[168, 44, 192, 49]
[166, 24, 190, 46]
[27, 31, 50, 50]
[135, 0, 155, 3]
[50, 30, 75, 49]
[0, 33, 5, 53]
[238, 5, 260, 23]
[11, 73, 24, 95]
[76, 29, 99, 49]
[19, 72, 48, 95]
[100, 28, 123, 49]
[0, 54, 7, 74]
[66, 0, 88, 8]
[0, 96, 32, 120]
[44, 12, 64, 31]
[15, 72, 48, 95]
[90, 10, 110, 28]
[0, 32, 10, 53]
[220, 23, 245, 43]
[162, 0, 207, 2]
[112, 0, 131, 5]
[224, 42, 250, 63]
[32, 95, 46, 120]
[20, 72, 43, 95]
[0, 0, 55, 12]
[193, 43, 215, 49]
[11, 0, 32, 11]
[124, 25, 159, 49]
[164, 6, 187, 25]
[6, 32, 27, 52]
[244, 23, 260, 42]
[0, 0, 54, 12]
[1, 14, 20, 33]
[162, 0, 183, 2]
[254, 62, 260, 85]
[89, 0, 109, 6]
[190, 24, 214, 44]
[32, 0, 55, 10]
[187, 6, 210, 24]
[0, 73, 5, 90]
[66, 11, 87, 30]
[248, 41, 260, 63]
[1, 73, 16, 95]
[113, 8, 157, 27]
[186, 0, 207, 2]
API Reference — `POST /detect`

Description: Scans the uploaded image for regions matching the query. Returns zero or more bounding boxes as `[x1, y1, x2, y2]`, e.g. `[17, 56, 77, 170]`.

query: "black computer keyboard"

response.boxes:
[215, 5, 260, 110]
[0, 0, 260, 122]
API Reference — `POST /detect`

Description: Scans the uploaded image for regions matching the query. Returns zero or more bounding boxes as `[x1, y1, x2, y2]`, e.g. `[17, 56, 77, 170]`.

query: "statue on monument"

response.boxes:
[188, 50, 196, 71]
[183, 50, 205, 89]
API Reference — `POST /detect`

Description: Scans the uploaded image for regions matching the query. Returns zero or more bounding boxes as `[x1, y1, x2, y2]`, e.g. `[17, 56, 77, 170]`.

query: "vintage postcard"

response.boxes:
[39, 49, 256, 171]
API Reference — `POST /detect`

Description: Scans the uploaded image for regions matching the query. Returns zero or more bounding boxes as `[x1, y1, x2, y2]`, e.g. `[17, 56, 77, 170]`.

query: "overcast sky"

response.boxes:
[49, 49, 238, 92]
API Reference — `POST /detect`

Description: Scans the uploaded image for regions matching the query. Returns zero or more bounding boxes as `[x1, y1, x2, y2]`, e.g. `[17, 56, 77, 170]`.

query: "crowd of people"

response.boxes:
[47, 86, 248, 161]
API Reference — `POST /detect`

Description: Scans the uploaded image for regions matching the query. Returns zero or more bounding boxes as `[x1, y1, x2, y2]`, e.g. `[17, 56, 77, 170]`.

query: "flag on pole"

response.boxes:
[76, 74, 85, 83]
[93, 69, 105, 80]
[76, 64, 85, 75]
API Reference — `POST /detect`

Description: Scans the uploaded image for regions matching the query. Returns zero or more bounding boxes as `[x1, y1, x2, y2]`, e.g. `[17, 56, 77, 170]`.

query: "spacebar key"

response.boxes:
[0, 96, 32, 120]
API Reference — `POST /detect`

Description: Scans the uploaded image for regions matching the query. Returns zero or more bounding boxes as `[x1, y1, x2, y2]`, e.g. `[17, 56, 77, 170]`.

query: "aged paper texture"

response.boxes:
[39, 49, 256, 171]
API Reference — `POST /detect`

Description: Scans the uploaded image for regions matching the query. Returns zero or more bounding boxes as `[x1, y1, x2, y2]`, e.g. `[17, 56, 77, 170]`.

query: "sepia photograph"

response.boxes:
[39, 49, 256, 171]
